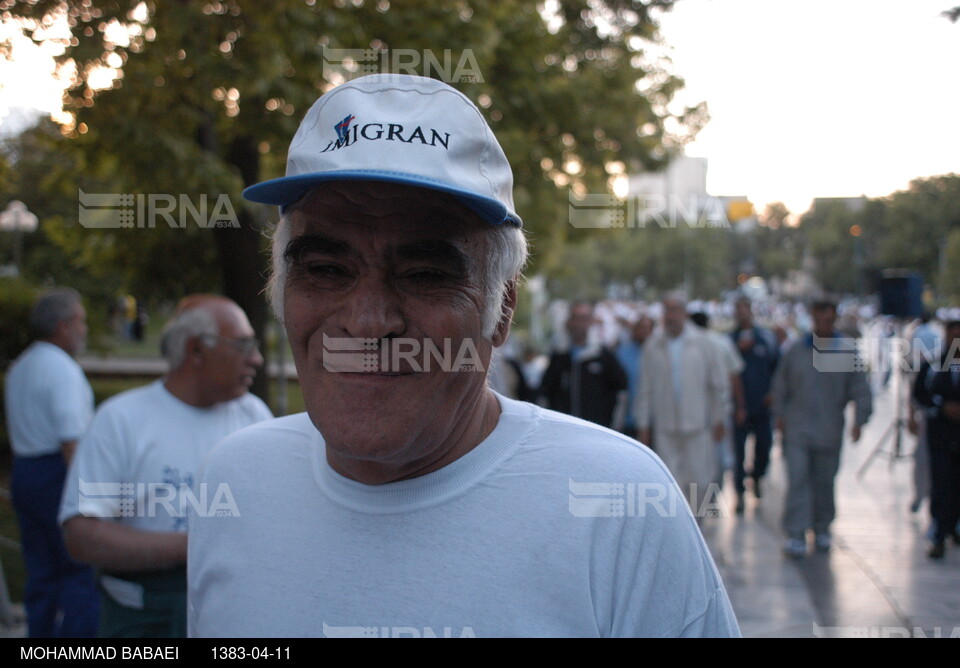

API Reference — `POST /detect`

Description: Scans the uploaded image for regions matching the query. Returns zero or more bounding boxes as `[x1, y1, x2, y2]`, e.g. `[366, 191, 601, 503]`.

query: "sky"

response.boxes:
[0, 17, 72, 133]
[656, 0, 960, 214]
[1, 1, 958, 216]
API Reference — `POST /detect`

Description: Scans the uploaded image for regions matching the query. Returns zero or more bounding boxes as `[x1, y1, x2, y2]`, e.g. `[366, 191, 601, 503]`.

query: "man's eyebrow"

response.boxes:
[395, 239, 472, 274]
[284, 234, 352, 262]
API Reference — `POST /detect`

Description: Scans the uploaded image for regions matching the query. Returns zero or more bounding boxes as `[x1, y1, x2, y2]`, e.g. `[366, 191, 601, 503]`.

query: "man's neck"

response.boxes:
[41, 336, 73, 357]
[163, 374, 214, 408]
[325, 388, 502, 486]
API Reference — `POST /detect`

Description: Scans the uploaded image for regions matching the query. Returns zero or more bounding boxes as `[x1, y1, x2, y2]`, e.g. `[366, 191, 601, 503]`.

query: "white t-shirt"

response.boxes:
[188, 395, 740, 638]
[4, 342, 94, 457]
[60, 380, 273, 534]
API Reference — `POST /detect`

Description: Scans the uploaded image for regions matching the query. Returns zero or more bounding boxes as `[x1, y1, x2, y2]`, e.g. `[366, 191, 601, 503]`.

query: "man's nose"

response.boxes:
[247, 343, 265, 368]
[338, 274, 406, 340]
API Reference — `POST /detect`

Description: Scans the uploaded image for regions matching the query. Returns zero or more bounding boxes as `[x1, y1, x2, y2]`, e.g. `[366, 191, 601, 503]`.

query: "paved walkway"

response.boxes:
[701, 381, 960, 638]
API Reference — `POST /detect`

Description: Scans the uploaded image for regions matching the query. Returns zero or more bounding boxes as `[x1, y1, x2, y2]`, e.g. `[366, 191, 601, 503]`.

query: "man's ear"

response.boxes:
[187, 336, 208, 364]
[492, 281, 518, 348]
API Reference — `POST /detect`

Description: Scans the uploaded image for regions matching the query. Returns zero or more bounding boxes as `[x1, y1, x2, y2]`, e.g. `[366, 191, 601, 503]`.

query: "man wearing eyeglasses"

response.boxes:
[59, 294, 272, 637]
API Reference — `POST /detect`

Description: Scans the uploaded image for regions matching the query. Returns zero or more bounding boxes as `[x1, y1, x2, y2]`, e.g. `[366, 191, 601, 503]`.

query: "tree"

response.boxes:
[800, 198, 869, 295]
[3, 1, 703, 399]
[875, 174, 960, 300]
[752, 202, 803, 280]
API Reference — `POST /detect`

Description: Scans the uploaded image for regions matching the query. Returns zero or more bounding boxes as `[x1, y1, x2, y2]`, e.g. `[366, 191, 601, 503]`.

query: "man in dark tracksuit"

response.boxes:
[539, 302, 628, 428]
[913, 320, 960, 559]
[730, 297, 780, 511]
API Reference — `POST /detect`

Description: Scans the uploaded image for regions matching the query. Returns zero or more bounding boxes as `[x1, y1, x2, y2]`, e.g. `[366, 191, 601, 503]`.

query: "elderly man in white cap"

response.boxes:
[187, 74, 739, 638]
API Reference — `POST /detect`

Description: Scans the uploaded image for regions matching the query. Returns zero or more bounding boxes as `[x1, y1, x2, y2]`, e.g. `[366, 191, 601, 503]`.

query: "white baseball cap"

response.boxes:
[243, 74, 522, 227]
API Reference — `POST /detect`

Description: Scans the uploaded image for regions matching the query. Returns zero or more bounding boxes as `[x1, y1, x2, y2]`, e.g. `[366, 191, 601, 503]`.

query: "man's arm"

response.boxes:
[60, 439, 78, 465]
[63, 516, 187, 572]
[848, 366, 873, 443]
[731, 374, 747, 426]
[606, 349, 629, 393]
[769, 349, 789, 431]
[635, 345, 653, 443]
[605, 349, 630, 430]
[706, 342, 730, 436]
[537, 354, 560, 408]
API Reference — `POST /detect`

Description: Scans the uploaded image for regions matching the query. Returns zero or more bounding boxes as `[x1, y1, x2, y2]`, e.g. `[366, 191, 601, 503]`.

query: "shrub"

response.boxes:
[0, 278, 36, 370]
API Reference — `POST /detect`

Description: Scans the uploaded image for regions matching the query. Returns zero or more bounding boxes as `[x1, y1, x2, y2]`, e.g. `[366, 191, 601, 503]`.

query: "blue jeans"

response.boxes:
[11, 454, 100, 637]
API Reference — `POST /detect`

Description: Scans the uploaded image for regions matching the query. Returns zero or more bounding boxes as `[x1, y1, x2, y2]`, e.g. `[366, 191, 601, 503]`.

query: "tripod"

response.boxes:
[857, 319, 911, 479]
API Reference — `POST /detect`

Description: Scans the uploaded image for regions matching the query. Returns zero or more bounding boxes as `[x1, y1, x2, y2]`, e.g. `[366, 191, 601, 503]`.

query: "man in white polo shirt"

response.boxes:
[60, 295, 272, 637]
[5, 288, 100, 637]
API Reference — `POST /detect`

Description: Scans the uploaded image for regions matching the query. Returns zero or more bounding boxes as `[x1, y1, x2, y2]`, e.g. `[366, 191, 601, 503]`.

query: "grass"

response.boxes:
[0, 492, 24, 604]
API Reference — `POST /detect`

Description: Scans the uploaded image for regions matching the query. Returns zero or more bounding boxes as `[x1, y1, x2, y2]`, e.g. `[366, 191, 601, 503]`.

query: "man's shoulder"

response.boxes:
[202, 412, 316, 469]
[781, 335, 809, 358]
[222, 391, 273, 419]
[8, 342, 79, 377]
[224, 411, 312, 437]
[95, 380, 162, 414]
[686, 326, 713, 345]
[514, 399, 670, 478]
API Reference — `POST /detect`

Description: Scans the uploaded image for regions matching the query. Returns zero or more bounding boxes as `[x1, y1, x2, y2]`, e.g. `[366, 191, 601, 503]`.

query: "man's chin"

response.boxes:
[310, 398, 428, 450]
[320, 427, 422, 472]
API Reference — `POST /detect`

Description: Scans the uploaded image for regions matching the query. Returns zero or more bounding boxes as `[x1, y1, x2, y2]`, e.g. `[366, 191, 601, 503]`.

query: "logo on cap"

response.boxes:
[335, 115, 356, 142]
[319, 115, 452, 154]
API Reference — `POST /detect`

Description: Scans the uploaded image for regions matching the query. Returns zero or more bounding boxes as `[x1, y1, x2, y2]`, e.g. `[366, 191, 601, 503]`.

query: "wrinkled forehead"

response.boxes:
[289, 181, 487, 237]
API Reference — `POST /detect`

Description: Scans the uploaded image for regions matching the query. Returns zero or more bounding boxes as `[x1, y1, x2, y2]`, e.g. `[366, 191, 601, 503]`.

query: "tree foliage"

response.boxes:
[799, 174, 960, 303]
[2, 0, 705, 397]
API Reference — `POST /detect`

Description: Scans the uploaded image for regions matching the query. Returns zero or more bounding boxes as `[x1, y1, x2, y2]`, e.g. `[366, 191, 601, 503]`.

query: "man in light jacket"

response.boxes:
[637, 295, 729, 516]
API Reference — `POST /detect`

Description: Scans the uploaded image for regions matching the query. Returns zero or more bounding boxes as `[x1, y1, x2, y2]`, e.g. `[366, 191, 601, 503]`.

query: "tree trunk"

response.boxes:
[215, 133, 271, 404]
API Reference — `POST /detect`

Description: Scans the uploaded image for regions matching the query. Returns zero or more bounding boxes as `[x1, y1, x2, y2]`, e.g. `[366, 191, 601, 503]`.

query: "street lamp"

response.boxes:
[0, 200, 39, 277]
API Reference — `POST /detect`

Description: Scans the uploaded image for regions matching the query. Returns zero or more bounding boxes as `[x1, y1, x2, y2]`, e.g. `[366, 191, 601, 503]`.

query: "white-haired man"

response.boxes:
[5, 288, 100, 637]
[59, 295, 272, 637]
[636, 295, 729, 517]
[188, 74, 739, 638]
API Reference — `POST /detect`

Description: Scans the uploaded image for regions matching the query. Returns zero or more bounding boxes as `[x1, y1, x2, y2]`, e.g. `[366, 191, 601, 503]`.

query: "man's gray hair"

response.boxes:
[160, 306, 219, 370]
[270, 203, 528, 339]
[661, 291, 688, 309]
[31, 288, 82, 339]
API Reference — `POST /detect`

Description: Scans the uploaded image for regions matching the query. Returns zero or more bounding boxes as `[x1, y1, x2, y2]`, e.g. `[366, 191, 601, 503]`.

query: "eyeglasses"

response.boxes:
[203, 334, 261, 355]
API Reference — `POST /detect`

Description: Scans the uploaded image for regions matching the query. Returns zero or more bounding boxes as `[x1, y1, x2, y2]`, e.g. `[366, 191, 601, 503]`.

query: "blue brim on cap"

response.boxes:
[243, 170, 522, 227]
